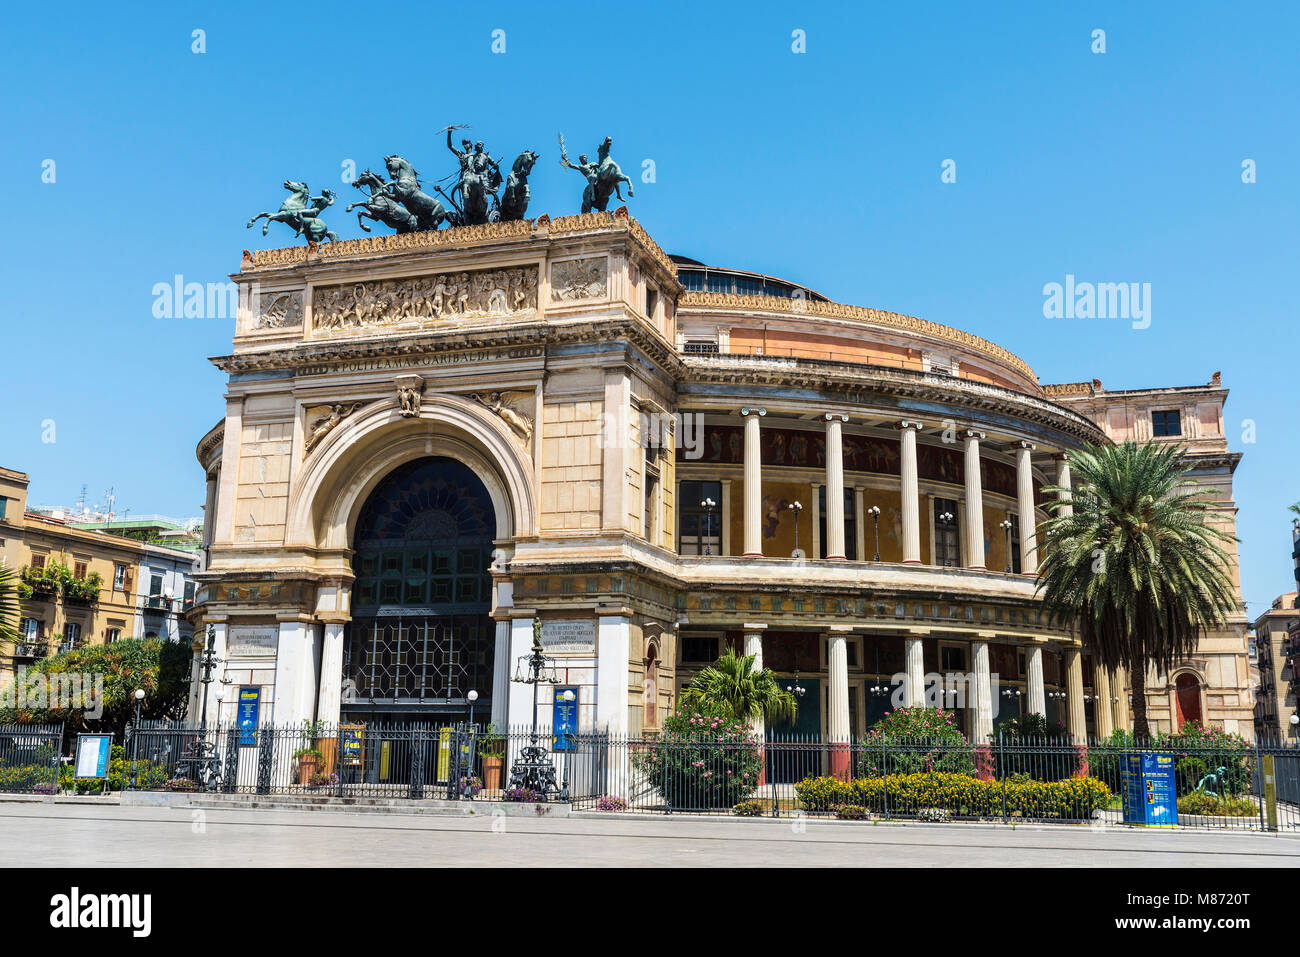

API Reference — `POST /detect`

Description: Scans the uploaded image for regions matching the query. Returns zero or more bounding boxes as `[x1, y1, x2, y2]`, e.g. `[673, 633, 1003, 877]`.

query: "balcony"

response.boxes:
[142, 595, 176, 615]
[11, 642, 47, 660]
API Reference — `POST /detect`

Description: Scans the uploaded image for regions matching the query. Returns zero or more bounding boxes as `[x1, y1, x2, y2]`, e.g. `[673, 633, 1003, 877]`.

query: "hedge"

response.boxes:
[795, 771, 1110, 819]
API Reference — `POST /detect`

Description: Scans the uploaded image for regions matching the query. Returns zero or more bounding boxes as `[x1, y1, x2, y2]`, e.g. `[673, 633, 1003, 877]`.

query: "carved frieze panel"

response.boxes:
[304, 402, 363, 454]
[550, 257, 608, 301]
[254, 290, 304, 329]
[470, 390, 535, 446]
[312, 266, 538, 333]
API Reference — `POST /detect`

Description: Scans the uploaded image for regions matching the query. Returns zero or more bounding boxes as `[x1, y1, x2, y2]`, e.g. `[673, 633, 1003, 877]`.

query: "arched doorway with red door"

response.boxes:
[1174, 672, 1203, 730]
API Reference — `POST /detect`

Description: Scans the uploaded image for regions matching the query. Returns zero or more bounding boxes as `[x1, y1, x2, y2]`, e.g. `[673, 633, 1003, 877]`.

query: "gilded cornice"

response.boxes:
[239, 212, 680, 289]
[679, 292, 1037, 385]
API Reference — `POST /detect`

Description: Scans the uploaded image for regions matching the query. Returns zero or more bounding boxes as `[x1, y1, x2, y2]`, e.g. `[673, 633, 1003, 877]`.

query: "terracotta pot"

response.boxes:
[482, 756, 503, 791]
[296, 754, 320, 785]
[316, 737, 338, 772]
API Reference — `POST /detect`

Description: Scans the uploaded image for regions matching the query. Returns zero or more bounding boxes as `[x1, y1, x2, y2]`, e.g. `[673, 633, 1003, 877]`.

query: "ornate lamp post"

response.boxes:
[867, 505, 881, 562]
[938, 511, 955, 567]
[999, 519, 1014, 573]
[787, 500, 804, 558]
[194, 625, 221, 738]
[467, 689, 479, 729]
[700, 497, 717, 556]
[507, 619, 568, 800]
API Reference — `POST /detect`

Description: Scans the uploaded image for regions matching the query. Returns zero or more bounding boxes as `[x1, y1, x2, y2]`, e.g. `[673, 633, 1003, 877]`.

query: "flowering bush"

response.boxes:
[309, 771, 341, 789]
[57, 746, 169, 793]
[594, 794, 627, 811]
[504, 786, 539, 802]
[857, 707, 975, 777]
[732, 799, 765, 817]
[795, 771, 1110, 820]
[0, 764, 59, 793]
[459, 776, 483, 796]
[631, 708, 762, 810]
[835, 804, 868, 820]
[1177, 791, 1256, 817]
[917, 807, 951, 823]
[165, 777, 198, 792]
[1088, 722, 1253, 797]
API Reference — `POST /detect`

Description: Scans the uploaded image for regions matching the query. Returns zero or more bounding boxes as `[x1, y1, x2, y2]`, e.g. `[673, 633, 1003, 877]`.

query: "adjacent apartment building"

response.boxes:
[0, 467, 199, 679]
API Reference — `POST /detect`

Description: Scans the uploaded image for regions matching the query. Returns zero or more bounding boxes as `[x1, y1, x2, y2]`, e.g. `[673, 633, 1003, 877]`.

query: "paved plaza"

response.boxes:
[1, 803, 1297, 868]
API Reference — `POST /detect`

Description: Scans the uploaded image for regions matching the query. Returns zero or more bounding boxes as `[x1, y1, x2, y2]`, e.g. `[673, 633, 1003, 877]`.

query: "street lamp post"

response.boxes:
[700, 497, 717, 556]
[506, 619, 567, 800]
[131, 688, 145, 788]
[938, 511, 955, 567]
[787, 500, 804, 558]
[194, 625, 221, 739]
[999, 519, 1014, 573]
[867, 505, 881, 562]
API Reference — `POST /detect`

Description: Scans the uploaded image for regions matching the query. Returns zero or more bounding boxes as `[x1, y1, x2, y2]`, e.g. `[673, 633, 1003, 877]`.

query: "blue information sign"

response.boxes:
[74, 733, 113, 779]
[552, 686, 578, 752]
[236, 686, 260, 747]
[1121, 751, 1178, 827]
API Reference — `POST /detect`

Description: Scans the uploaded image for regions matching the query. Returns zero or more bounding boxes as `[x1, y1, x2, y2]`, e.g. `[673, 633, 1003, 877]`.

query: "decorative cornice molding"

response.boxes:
[678, 291, 1038, 385]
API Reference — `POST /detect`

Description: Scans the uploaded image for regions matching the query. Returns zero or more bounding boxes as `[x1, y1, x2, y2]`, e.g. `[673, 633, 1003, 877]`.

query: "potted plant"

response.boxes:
[295, 720, 326, 784]
[477, 723, 507, 791]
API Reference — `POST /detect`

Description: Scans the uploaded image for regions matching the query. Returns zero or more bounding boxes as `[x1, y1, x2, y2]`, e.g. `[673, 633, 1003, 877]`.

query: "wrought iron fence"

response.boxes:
[20, 722, 1286, 831]
[0, 723, 63, 793]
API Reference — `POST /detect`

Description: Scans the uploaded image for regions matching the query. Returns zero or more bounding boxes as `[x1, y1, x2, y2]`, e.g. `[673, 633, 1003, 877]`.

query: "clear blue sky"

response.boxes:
[1, 1, 1296, 616]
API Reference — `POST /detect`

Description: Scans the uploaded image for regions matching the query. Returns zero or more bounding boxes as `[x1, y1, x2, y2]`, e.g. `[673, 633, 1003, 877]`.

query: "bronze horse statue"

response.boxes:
[247, 180, 338, 241]
[494, 150, 539, 222]
[383, 155, 449, 231]
[346, 168, 419, 233]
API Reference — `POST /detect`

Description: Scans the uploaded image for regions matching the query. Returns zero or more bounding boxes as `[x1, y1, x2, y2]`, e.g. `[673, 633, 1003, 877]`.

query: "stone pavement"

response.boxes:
[1, 802, 1298, 867]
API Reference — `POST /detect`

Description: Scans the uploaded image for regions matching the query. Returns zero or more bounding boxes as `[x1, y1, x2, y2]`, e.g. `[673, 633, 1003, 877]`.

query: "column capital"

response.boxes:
[823, 412, 849, 422]
[1017, 440, 1036, 451]
[896, 419, 924, 431]
[741, 622, 767, 633]
[739, 406, 767, 417]
[1053, 450, 1071, 463]
[963, 429, 986, 441]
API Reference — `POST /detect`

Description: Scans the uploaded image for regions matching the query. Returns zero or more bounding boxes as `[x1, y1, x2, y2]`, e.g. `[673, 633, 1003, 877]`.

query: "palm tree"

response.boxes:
[1288, 501, 1300, 520]
[0, 564, 19, 646]
[1035, 442, 1240, 738]
[679, 647, 798, 725]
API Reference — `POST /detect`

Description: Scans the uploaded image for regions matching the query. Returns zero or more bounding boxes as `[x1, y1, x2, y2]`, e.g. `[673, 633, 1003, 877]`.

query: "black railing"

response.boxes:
[0, 721, 1284, 830]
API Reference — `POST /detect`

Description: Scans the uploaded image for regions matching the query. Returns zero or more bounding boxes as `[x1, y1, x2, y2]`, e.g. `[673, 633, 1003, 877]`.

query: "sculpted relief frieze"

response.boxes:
[550, 257, 607, 301]
[470, 390, 535, 446]
[312, 266, 538, 334]
[254, 290, 304, 329]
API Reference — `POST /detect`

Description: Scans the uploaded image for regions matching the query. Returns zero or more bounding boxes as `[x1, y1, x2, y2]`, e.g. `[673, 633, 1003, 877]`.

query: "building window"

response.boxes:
[113, 564, 127, 590]
[643, 467, 660, 541]
[20, 618, 41, 642]
[1009, 514, 1022, 574]
[934, 497, 960, 567]
[30, 554, 45, 571]
[106, 628, 121, 644]
[681, 635, 720, 664]
[645, 285, 659, 321]
[940, 644, 967, 673]
[683, 339, 719, 354]
[817, 487, 857, 559]
[678, 480, 723, 555]
[62, 622, 81, 648]
[150, 574, 164, 597]
[0, 498, 6, 520]
[1152, 409, 1182, 436]
[74, 561, 88, 580]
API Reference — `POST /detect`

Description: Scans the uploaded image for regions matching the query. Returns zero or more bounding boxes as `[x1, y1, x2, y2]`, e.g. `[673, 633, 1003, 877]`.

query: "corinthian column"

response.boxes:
[1065, 646, 1088, 744]
[963, 430, 986, 569]
[824, 413, 847, 560]
[742, 408, 765, 557]
[898, 421, 922, 564]
[1016, 441, 1038, 575]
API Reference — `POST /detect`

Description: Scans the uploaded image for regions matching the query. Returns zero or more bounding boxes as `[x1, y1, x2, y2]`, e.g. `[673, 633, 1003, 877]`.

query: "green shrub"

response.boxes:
[732, 799, 765, 817]
[795, 771, 1110, 820]
[55, 745, 169, 794]
[0, 764, 58, 792]
[995, 712, 1076, 781]
[835, 804, 868, 820]
[1177, 791, 1256, 817]
[1087, 723, 1253, 797]
[631, 708, 761, 810]
[857, 707, 975, 777]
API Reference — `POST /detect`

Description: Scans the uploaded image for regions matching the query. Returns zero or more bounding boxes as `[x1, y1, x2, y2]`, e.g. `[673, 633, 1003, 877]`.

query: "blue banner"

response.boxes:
[552, 686, 578, 751]
[237, 686, 260, 747]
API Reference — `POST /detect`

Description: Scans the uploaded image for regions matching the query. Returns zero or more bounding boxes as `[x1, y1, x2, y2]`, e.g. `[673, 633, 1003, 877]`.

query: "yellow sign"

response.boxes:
[1264, 755, 1278, 831]
[437, 728, 453, 782]
[380, 740, 391, 781]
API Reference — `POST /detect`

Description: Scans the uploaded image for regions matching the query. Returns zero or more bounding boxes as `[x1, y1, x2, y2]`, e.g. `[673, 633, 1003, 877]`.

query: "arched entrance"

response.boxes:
[342, 456, 496, 723]
[1175, 673, 1203, 730]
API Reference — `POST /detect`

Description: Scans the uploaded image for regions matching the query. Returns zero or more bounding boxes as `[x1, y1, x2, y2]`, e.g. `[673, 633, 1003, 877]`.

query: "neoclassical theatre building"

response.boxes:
[188, 212, 1252, 743]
